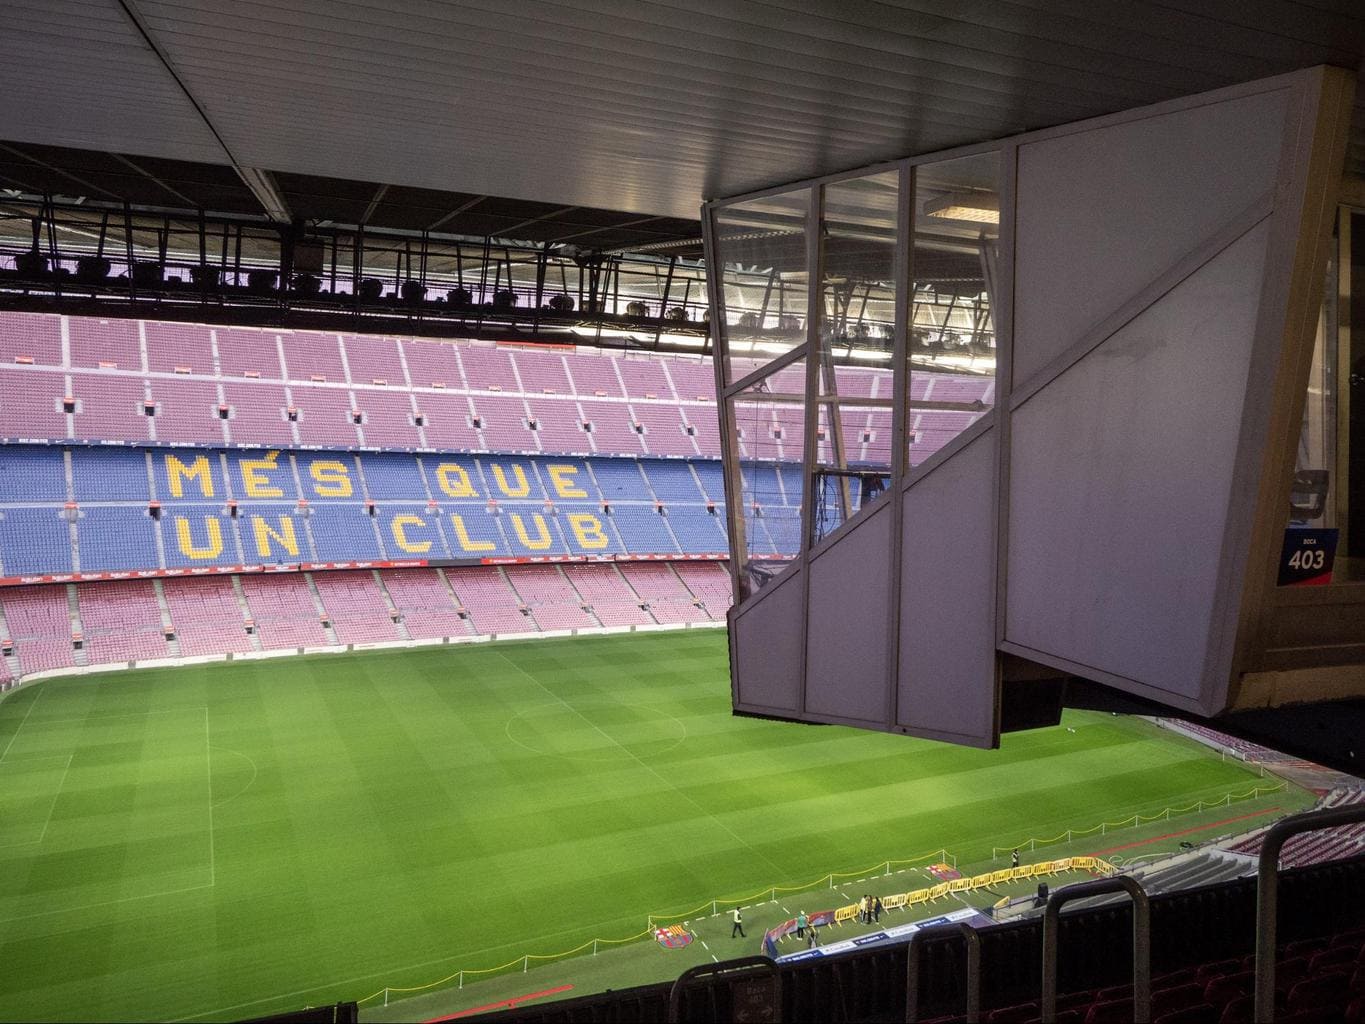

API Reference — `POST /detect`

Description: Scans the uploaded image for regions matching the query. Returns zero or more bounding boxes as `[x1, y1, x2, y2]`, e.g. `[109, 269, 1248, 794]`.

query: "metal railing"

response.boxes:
[1041, 876, 1151, 1023]
[668, 955, 781, 1024]
[1254, 801, 1365, 1021]
[905, 921, 982, 1023]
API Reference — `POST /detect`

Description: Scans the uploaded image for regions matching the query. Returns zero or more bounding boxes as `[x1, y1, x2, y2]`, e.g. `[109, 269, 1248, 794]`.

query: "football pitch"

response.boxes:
[0, 630, 1305, 1022]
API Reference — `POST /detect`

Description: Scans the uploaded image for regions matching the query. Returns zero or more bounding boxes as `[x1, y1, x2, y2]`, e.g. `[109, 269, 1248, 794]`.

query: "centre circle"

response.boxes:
[505, 700, 688, 762]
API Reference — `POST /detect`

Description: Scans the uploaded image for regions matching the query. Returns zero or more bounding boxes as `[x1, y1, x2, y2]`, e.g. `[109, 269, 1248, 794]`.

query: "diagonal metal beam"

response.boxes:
[360, 183, 390, 226]
[109, 153, 197, 208]
[115, 0, 291, 221]
[0, 142, 118, 200]
[427, 195, 486, 232]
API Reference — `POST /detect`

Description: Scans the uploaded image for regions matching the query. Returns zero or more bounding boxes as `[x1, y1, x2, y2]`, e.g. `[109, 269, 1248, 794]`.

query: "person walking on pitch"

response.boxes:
[731, 906, 745, 938]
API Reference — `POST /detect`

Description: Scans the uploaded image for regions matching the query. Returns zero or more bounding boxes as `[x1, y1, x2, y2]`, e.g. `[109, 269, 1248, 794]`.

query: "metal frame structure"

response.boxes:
[0, 195, 711, 352]
[706, 65, 1362, 745]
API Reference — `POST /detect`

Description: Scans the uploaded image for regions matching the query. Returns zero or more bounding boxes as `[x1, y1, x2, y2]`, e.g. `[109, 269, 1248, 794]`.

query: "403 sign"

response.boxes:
[1278, 529, 1338, 587]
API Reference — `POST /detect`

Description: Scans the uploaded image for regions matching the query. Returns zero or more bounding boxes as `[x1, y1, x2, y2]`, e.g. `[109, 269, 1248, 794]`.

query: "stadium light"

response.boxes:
[923, 192, 999, 224]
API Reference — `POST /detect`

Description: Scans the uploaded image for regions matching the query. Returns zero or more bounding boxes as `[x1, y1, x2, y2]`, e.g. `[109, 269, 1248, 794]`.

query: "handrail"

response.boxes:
[1254, 802, 1365, 1022]
[905, 921, 981, 1023]
[1041, 876, 1150, 1023]
[668, 955, 780, 1024]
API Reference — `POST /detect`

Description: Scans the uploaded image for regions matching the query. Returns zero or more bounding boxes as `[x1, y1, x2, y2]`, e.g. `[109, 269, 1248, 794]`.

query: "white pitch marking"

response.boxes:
[205, 707, 215, 888]
[0, 881, 215, 928]
[32, 753, 74, 846]
[0, 685, 43, 763]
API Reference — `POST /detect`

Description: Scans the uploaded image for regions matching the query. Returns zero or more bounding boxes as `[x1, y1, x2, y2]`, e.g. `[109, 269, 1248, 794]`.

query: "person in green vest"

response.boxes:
[796, 910, 807, 939]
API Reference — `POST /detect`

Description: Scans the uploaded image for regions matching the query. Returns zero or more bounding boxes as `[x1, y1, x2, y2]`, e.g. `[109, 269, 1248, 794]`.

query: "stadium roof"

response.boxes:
[1, 1, 1364, 242]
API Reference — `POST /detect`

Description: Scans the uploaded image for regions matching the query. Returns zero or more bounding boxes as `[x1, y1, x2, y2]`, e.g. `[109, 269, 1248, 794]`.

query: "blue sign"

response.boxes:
[1278, 528, 1338, 587]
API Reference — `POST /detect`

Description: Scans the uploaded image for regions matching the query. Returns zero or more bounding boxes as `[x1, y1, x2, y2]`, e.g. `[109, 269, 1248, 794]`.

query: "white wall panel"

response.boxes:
[732, 565, 803, 714]
[1013, 88, 1287, 385]
[1007, 223, 1269, 706]
[898, 430, 998, 746]
[805, 503, 892, 725]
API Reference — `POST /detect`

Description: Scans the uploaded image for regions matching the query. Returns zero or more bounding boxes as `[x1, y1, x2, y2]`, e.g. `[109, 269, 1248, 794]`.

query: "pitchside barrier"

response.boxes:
[988, 781, 1289, 859]
[351, 782, 1287, 1010]
[645, 848, 954, 929]
[760, 857, 1118, 957]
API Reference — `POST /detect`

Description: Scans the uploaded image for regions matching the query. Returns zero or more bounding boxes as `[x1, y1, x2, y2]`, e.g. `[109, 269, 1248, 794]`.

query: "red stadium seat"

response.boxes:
[1084, 997, 1132, 1024]
[1155, 1004, 1218, 1024]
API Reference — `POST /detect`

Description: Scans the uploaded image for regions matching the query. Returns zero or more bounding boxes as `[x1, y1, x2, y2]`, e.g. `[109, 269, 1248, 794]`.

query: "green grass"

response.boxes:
[0, 631, 1307, 1023]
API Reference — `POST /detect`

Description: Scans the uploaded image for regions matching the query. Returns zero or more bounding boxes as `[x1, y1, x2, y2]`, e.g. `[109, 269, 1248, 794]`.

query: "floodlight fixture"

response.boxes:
[923, 192, 1000, 225]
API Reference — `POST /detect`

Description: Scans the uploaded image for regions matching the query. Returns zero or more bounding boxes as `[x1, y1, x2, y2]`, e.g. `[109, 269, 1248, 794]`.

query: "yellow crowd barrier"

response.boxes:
[646, 847, 952, 928]
[825, 856, 1118, 926]
[989, 782, 1288, 859]
[355, 928, 656, 1008]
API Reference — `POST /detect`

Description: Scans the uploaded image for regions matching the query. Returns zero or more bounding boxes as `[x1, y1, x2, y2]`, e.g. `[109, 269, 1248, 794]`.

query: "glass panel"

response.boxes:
[909, 152, 1001, 470]
[808, 171, 900, 545]
[713, 190, 810, 385]
[1291, 209, 1364, 584]
[821, 171, 900, 366]
[727, 358, 806, 598]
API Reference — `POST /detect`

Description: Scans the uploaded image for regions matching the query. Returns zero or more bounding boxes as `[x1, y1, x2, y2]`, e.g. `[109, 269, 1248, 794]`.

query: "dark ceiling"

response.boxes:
[1, 1, 1365, 249]
[0, 141, 704, 253]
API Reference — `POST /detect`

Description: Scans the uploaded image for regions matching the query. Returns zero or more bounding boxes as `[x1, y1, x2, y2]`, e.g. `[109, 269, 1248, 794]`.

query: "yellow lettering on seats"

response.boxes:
[509, 513, 552, 550]
[546, 464, 587, 498]
[566, 513, 609, 549]
[174, 517, 223, 559]
[240, 451, 285, 498]
[490, 463, 530, 498]
[252, 514, 299, 558]
[308, 460, 353, 497]
[435, 463, 478, 498]
[449, 514, 494, 552]
[165, 454, 214, 498]
[390, 514, 432, 554]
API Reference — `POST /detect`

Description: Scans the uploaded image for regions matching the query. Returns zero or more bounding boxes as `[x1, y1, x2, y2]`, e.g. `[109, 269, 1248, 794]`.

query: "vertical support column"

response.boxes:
[885, 162, 913, 729]
[701, 204, 748, 612]
[797, 185, 823, 717]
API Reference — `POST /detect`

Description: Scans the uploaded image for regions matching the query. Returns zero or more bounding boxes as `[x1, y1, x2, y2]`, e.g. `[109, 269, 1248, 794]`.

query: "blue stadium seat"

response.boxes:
[590, 458, 649, 502]
[77, 507, 161, 571]
[558, 507, 624, 556]
[497, 503, 571, 556]
[666, 508, 728, 553]
[0, 446, 67, 502]
[377, 506, 450, 559]
[294, 452, 364, 502]
[238, 504, 311, 565]
[778, 465, 803, 505]
[163, 505, 242, 567]
[0, 507, 73, 574]
[0, 447, 737, 572]
[475, 457, 546, 501]
[304, 505, 382, 561]
[608, 506, 679, 554]
[761, 508, 802, 555]
[363, 453, 430, 499]
[225, 450, 300, 503]
[643, 460, 706, 503]
[152, 449, 226, 501]
[532, 458, 600, 502]
[441, 506, 512, 558]
[691, 461, 725, 502]
[742, 464, 784, 506]
[70, 447, 149, 502]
